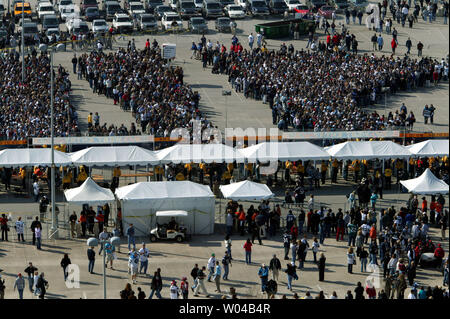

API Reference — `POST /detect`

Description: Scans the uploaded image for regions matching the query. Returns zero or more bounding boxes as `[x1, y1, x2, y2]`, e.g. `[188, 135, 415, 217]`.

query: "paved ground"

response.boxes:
[0, 175, 448, 299]
[46, 1, 449, 134]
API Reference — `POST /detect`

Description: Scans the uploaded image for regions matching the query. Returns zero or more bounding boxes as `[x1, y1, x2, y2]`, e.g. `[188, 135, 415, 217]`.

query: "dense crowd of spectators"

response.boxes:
[0, 51, 79, 140]
[75, 42, 208, 138]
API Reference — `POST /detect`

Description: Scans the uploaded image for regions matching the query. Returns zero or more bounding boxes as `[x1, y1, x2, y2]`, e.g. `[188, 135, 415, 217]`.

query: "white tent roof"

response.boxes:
[325, 141, 412, 160]
[155, 143, 245, 164]
[115, 181, 214, 201]
[219, 180, 274, 200]
[69, 146, 159, 166]
[406, 139, 449, 157]
[64, 177, 115, 204]
[156, 210, 189, 217]
[400, 169, 449, 195]
[0, 148, 72, 167]
[240, 142, 330, 162]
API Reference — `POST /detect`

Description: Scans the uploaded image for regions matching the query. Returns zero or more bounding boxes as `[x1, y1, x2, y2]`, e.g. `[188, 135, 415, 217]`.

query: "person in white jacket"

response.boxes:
[170, 280, 180, 299]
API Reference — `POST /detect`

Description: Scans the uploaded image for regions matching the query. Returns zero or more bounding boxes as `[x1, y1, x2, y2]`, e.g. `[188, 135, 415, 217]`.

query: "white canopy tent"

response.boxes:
[406, 139, 449, 157]
[240, 142, 330, 163]
[64, 177, 115, 204]
[325, 141, 412, 160]
[0, 148, 72, 167]
[155, 143, 245, 164]
[69, 146, 159, 166]
[115, 181, 215, 236]
[400, 169, 449, 195]
[219, 180, 274, 200]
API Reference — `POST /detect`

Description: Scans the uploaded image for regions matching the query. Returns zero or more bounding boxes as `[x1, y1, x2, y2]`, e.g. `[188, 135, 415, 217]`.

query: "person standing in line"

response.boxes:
[69, 211, 77, 238]
[126, 223, 136, 250]
[258, 263, 269, 294]
[311, 237, 320, 263]
[347, 247, 356, 274]
[35, 225, 42, 250]
[243, 239, 253, 264]
[149, 268, 163, 299]
[283, 231, 291, 260]
[406, 37, 412, 55]
[180, 277, 189, 299]
[24, 262, 38, 293]
[213, 261, 222, 293]
[222, 251, 232, 280]
[30, 217, 41, 245]
[60, 254, 71, 281]
[138, 243, 149, 276]
[269, 254, 281, 282]
[193, 266, 210, 297]
[15, 217, 25, 242]
[316, 252, 326, 281]
[13, 273, 25, 299]
[87, 246, 95, 274]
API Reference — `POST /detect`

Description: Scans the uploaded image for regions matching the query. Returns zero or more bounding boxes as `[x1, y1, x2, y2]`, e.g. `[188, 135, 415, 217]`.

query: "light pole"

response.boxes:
[21, 0, 24, 83]
[222, 89, 231, 131]
[40, 43, 65, 239]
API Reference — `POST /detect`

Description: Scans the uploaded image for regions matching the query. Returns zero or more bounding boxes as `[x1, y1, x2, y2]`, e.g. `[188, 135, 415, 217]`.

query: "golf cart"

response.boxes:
[149, 210, 189, 243]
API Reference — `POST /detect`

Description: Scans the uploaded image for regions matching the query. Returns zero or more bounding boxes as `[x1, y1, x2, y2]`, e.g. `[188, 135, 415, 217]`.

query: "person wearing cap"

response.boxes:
[14, 273, 25, 299]
[180, 277, 189, 299]
[207, 253, 216, 282]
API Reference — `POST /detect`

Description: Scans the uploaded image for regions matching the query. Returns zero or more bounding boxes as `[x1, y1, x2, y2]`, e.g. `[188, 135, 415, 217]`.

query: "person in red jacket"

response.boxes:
[365, 281, 377, 299]
[433, 70, 439, 86]
[434, 244, 445, 267]
[421, 197, 428, 213]
[391, 38, 397, 54]
[243, 239, 253, 264]
[96, 211, 105, 233]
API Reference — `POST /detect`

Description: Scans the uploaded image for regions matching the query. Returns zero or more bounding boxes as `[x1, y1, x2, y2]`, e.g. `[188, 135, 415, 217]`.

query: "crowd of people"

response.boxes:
[0, 50, 79, 140]
[73, 40, 208, 138]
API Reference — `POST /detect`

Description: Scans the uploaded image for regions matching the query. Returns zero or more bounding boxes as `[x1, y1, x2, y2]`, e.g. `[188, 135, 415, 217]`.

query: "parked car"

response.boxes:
[177, 0, 199, 19]
[284, 0, 300, 11]
[13, 2, 32, 23]
[80, 0, 98, 14]
[135, 13, 158, 31]
[269, 0, 287, 14]
[85, 6, 100, 21]
[225, 4, 246, 18]
[128, 1, 146, 17]
[294, 4, 310, 16]
[214, 16, 231, 32]
[57, 0, 74, 13]
[37, 2, 55, 22]
[92, 18, 109, 33]
[112, 12, 134, 33]
[218, 0, 234, 7]
[59, 5, 77, 22]
[235, 0, 247, 10]
[247, 0, 270, 16]
[42, 14, 59, 31]
[318, 5, 335, 19]
[333, 0, 349, 12]
[66, 18, 90, 34]
[20, 21, 38, 39]
[146, 0, 163, 13]
[104, 1, 122, 21]
[202, 0, 223, 18]
[161, 11, 183, 31]
[155, 5, 175, 20]
[188, 16, 208, 33]
[46, 28, 61, 41]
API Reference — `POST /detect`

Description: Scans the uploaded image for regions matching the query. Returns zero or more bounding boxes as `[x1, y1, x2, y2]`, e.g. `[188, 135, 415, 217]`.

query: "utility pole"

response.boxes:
[21, 0, 24, 83]
[50, 48, 57, 239]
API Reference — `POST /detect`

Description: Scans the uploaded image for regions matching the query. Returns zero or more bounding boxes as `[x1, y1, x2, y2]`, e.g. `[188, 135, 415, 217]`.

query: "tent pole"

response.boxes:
[146, 164, 149, 182]
[134, 165, 137, 183]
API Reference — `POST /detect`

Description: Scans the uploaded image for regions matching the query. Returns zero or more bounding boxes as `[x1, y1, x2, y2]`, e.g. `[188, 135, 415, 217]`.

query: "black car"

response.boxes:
[269, 0, 287, 14]
[214, 16, 231, 32]
[155, 5, 175, 19]
[85, 6, 100, 21]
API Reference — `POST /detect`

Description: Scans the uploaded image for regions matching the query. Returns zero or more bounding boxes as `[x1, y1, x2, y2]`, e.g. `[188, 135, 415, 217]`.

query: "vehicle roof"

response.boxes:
[164, 11, 179, 15]
[93, 18, 107, 22]
[43, 14, 58, 18]
[39, 2, 54, 6]
[115, 13, 130, 17]
[23, 22, 38, 26]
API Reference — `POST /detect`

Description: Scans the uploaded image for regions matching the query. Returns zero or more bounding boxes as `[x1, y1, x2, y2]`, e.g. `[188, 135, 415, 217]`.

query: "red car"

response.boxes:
[318, 5, 335, 19]
[294, 5, 310, 17]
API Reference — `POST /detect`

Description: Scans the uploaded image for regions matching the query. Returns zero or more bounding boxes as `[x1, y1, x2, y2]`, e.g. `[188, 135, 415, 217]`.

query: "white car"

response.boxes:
[161, 11, 182, 31]
[235, 0, 247, 9]
[92, 19, 109, 33]
[59, 5, 78, 22]
[284, 0, 301, 10]
[46, 28, 61, 41]
[128, 1, 146, 16]
[193, 0, 203, 11]
[112, 13, 134, 33]
[66, 18, 89, 34]
[38, 2, 56, 21]
[57, 0, 74, 13]
[225, 4, 246, 18]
